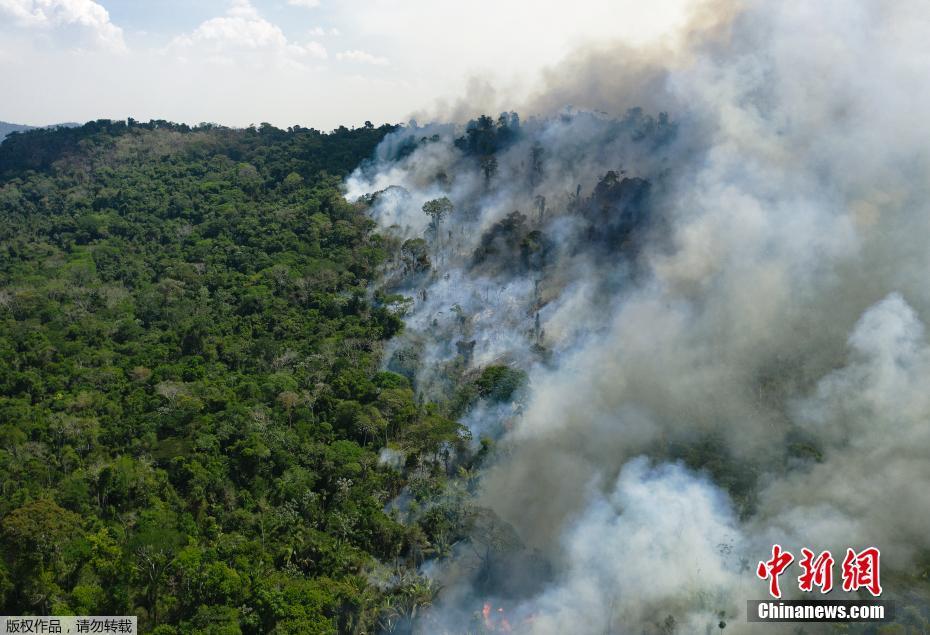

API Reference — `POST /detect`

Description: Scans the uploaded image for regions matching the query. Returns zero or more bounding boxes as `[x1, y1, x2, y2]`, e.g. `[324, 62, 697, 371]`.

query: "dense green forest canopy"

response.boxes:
[0, 120, 488, 633]
[0, 121, 82, 144]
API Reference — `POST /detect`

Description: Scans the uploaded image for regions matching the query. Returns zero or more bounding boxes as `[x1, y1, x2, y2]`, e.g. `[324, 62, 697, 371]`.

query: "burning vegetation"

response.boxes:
[348, 1, 930, 632]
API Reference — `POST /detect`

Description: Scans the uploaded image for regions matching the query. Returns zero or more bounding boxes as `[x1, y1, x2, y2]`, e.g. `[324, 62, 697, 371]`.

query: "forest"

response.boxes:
[0, 120, 506, 633]
[6, 1, 930, 634]
[5, 110, 929, 635]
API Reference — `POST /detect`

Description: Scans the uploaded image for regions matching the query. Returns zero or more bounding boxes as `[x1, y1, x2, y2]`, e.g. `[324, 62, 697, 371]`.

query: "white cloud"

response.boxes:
[308, 26, 340, 37]
[287, 0, 320, 7]
[0, 0, 694, 130]
[167, 0, 326, 68]
[0, 0, 125, 51]
[337, 48, 388, 66]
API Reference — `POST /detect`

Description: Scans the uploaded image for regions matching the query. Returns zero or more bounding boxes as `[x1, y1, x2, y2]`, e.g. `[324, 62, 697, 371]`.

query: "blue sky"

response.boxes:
[0, 0, 691, 129]
[105, 1, 229, 36]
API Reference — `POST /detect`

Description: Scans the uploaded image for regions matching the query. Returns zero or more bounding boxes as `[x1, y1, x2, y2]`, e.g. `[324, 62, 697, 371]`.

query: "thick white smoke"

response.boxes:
[515, 458, 744, 634]
[347, 0, 930, 632]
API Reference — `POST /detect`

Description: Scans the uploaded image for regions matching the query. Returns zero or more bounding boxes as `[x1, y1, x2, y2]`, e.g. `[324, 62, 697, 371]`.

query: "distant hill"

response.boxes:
[0, 121, 34, 140]
[0, 120, 81, 141]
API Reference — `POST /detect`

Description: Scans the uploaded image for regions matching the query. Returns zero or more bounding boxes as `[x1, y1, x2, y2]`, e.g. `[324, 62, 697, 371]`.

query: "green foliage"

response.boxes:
[421, 197, 454, 248]
[475, 365, 526, 402]
[0, 120, 475, 633]
[400, 238, 431, 274]
[421, 197, 453, 230]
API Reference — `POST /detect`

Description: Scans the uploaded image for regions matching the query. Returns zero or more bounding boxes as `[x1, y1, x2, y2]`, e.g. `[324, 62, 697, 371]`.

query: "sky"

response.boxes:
[0, 0, 693, 130]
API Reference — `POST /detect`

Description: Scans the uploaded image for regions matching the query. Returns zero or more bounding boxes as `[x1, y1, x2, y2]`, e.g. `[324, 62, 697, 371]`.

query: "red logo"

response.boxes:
[757, 545, 881, 598]
[798, 548, 834, 593]
[841, 547, 882, 597]
[757, 544, 794, 599]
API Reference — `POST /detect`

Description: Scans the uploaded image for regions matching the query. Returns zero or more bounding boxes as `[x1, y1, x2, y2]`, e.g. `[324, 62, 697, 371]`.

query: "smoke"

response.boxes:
[464, 458, 745, 635]
[347, 0, 930, 632]
[761, 293, 930, 567]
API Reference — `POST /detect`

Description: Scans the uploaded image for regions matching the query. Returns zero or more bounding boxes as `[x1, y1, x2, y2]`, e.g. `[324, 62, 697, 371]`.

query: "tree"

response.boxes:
[2, 499, 82, 567]
[277, 390, 302, 425]
[282, 171, 304, 191]
[480, 155, 498, 185]
[131, 508, 184, 626]
[530, 143, 544, 186]
[400, 238, 431, 274]
[1, 500, 84, 613]
[421, 197, 453, 236]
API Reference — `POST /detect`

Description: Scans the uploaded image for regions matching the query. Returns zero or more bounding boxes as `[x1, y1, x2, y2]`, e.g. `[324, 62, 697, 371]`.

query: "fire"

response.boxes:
[480, 603, 512, 632]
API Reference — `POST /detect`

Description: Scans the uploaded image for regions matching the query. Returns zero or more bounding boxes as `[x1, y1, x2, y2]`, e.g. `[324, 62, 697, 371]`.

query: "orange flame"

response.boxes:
[480, 603, 513, 632]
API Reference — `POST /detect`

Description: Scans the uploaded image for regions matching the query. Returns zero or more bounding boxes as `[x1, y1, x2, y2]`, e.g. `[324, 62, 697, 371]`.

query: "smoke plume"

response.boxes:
[347, 0, 930, 631]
